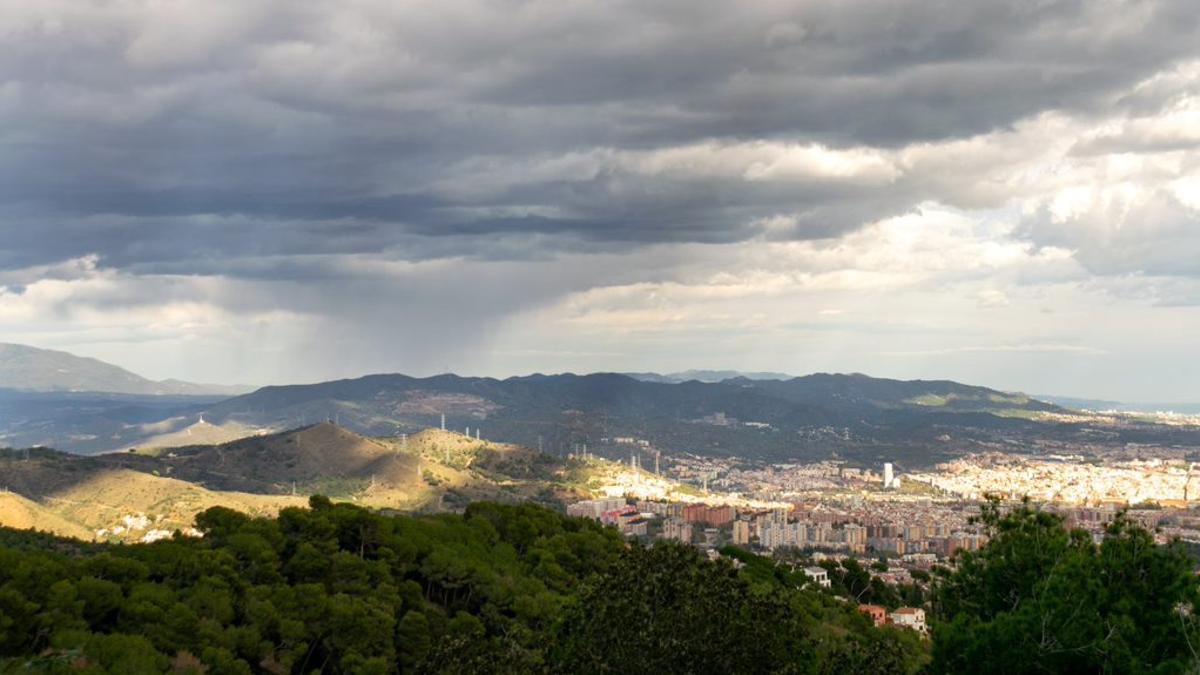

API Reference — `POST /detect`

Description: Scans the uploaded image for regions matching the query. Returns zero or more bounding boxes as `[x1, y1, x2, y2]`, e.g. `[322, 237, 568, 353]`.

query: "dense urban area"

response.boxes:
[558, 436, 1200, 638]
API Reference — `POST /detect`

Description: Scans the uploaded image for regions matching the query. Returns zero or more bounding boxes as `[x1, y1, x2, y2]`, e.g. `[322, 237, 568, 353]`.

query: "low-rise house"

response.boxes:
[890, 607, 927, 633]
[857, 604, 887, 627]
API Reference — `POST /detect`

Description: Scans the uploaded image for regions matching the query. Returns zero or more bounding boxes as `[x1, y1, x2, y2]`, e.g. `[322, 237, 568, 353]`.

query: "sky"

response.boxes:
[1, 0, 1199, 401]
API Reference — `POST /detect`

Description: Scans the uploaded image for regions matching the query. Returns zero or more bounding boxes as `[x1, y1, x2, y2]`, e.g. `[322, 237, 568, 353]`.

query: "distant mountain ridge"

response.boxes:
[0, 343, 251, 396]
[625, 369, 794, 383]
[7, 347, 1200, 465]
[199, 370, 1170, 466]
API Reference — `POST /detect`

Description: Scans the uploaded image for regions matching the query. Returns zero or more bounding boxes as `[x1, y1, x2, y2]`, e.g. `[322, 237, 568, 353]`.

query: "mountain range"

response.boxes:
[0, 343, 252, 396]
[624, 369, 795, 383]
[4, 343, 1200, 468]
[202, 371, 1200, 467]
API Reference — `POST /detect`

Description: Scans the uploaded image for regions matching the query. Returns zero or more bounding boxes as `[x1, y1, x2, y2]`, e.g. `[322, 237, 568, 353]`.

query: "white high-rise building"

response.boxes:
[760, 521, 808, 551]
[883, 462, 895, 489]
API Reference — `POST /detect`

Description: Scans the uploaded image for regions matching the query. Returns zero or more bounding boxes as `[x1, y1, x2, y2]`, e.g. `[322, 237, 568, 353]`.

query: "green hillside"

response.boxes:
[0, 499, 926, 674]
[2, 498, 1195, 673]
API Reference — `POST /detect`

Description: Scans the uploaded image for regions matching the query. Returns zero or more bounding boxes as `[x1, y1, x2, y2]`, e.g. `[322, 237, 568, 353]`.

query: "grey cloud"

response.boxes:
[3, 0, 1200, 278]
[1019, 188, 1200, 280]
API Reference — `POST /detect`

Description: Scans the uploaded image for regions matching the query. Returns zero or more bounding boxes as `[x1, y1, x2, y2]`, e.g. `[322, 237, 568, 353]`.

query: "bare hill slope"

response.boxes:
[46, 469, 306, 536]
[0, 491, 94, 539]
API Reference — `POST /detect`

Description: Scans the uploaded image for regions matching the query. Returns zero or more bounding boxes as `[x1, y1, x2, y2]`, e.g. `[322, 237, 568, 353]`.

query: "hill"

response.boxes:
[0, 342, 251, 396]
[0, 491, 94, 539]
[0, 446, 309, 541]
[0, 424, 613, 540]
[127, 417, 263, 453]
[45, 469, 307, 538]
[159, 423, 425, 498]
[203, 372, 1200, 467]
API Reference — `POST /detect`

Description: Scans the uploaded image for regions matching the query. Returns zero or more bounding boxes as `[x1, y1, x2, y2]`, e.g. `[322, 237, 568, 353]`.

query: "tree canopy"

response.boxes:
[930, 500, 1200, 674]
[0, 498, 923, 674]
[4, 495, 1197, 673]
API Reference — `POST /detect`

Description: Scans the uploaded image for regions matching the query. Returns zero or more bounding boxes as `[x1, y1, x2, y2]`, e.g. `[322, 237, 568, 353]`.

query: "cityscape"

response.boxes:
[4, 0, 1200, 670]
[557, 441, 1200, 636]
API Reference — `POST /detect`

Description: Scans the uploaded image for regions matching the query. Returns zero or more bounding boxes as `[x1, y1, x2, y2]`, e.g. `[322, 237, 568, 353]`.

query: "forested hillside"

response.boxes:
[0, 499, 924, 674]
[1, 499, 1197, 674]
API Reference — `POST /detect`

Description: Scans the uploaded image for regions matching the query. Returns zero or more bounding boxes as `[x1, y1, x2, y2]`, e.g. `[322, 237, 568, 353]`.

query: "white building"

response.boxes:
[803, 566, 831, 588]
[890, 607, 927, 633]
[883, 462, 895, 489]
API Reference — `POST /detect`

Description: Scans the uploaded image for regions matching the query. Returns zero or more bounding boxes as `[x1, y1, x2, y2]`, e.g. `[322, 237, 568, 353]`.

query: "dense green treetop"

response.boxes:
[0, 498, 923, 674]
[930, 499, 1200, 674]
[5, 494, 1194, 673]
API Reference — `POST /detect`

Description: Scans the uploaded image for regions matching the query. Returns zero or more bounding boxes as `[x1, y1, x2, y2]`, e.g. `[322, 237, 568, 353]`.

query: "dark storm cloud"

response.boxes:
[1, 0, 1198, 276]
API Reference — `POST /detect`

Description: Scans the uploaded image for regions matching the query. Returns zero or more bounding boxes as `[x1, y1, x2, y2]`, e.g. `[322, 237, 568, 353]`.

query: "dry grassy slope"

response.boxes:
[162, 423, 424, 492]
[0, 491, 94, 539]
[382, 428, 527, 465]
[43, 469, 308, 537]
[373, 428, 594, 507]
[0, 424, 595, 543]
